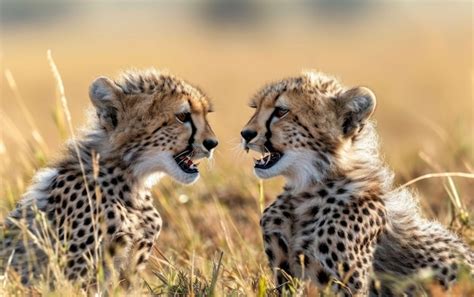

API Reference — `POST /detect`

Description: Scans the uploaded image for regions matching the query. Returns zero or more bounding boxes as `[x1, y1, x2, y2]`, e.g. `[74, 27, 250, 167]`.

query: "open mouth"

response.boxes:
[254, 146, 283, 170]
[173, 148, 199, 174]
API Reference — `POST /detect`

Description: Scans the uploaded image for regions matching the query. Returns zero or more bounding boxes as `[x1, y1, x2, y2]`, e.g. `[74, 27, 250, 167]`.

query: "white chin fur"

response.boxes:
[254, 151, 325, 192]
[133, 152, 200, 185]
[172, 170, 199, 185]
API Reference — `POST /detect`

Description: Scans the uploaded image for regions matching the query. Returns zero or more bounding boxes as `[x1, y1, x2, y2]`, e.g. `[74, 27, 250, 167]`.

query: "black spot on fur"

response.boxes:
[343, 262, 350, 272]
[337, 230, 345, 238]
[69, 244, 78, 253]
[107, 225, 116, 235]
[317, 189, 328, 197]
[107, 211, 115, 219]
[317, 270, 330, 284]
[265, 249, 274, 262]
[122, 184, 130, 192]
[325, 258, 333, 268]
[85, 235, 94, 245]
[319, 243, 329, 254]
[309, 206, 320, 216]
[337, 242, 346, 252]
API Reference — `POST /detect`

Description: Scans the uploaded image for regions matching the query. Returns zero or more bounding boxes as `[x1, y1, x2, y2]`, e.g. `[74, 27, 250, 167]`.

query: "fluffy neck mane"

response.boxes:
[335, 121, 394, 192]
[56, 116, 138, 184]
[284, 121, 394, 194]
[56, 109, 170, 190]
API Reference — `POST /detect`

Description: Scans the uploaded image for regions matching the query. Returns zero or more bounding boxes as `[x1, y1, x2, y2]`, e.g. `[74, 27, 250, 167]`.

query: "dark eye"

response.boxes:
[274, 107, 289, 118]
[176, 112, 191, 123]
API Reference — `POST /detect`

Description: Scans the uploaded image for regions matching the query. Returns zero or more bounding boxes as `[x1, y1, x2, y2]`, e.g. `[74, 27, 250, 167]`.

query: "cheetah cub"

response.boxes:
[1, 69, 218, 286]
[241, 71, 473, 296]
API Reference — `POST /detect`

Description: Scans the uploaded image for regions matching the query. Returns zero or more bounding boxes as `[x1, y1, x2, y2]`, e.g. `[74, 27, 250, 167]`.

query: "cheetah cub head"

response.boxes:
[241, 71, 376, 187]
[89, 69, 218, 185]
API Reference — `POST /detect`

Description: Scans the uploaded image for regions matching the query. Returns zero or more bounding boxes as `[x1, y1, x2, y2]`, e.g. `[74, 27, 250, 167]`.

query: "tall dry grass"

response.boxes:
[1, 3, 473, 296]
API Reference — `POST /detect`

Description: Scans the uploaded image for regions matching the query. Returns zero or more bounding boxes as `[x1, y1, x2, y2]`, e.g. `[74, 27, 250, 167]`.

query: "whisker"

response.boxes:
[174, 149, 190, 159]
[228, 142, 247, 161]
[206, 154, 215, 170]
[189, 150, 196, 161]
[263, 146, 271, 166]
[176, 153, 191, 166]
[226, 137, 243, 145]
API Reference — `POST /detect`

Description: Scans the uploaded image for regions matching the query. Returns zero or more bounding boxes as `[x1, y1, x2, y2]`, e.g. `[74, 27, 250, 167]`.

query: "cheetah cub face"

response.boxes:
[89, 71, 218, 184]
[241, 72, 375, 186]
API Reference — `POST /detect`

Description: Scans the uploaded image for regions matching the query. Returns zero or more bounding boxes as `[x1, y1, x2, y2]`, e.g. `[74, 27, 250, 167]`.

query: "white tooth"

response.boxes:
[264, 154, 271, 166]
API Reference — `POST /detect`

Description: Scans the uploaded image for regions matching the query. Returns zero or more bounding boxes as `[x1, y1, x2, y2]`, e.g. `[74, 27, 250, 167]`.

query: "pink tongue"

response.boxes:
[186, 159, 193, 166]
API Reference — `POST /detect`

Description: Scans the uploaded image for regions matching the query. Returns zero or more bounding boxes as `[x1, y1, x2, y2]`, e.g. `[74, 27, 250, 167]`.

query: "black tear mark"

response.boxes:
[187, 100, 197, 147]
[264, 109, 278, 150]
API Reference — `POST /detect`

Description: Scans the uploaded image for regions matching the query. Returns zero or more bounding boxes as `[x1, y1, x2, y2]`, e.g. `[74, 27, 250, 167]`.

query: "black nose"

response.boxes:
[241, 130, 258, 142]
[203, 139, 218, 151]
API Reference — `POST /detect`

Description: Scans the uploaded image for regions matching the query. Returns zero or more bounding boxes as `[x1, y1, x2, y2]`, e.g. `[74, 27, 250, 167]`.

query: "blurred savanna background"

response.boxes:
[1, 0, 473, 295]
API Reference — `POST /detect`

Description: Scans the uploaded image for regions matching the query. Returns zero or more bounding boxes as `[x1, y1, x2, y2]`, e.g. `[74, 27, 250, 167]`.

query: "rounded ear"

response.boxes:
[89, 77, 122, 107]
[336, 86, 376, 137]
[89, 77, 122, 130]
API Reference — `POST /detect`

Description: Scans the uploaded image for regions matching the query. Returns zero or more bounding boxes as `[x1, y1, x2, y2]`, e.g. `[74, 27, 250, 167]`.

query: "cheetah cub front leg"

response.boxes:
[128, 199, 163, 279]
[261, 189, 385, 296]
[111, 195, 163, 286]
[260, 198, 294, 291]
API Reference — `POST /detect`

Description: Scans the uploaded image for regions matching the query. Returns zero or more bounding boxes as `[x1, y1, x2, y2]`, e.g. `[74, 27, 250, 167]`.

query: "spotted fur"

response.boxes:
[0, 69, 217, 286]
[242, 71, 473, 296]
